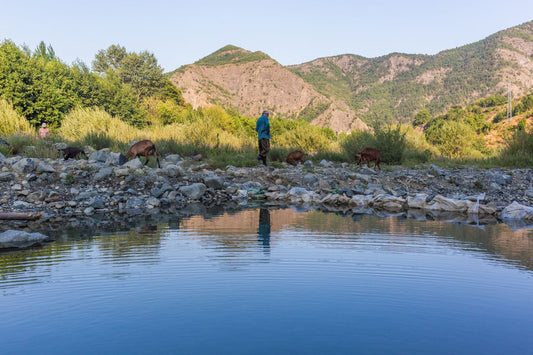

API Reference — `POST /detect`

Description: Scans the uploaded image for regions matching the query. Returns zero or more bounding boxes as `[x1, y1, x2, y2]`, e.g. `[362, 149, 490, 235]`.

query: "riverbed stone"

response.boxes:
[0, 230, 51, 249]
[179, 183, 207, 200]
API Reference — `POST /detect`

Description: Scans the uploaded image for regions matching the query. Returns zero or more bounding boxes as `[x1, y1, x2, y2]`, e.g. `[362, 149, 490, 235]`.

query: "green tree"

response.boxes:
[33, 41, 56, 61]
[92, 44, 127, 73]
[413, 109, 431, 126]
[92, 45, 165, 102]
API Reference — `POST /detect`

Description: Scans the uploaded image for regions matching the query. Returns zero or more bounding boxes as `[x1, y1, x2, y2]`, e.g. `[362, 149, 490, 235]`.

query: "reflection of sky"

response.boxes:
[1, 209, 533, 353]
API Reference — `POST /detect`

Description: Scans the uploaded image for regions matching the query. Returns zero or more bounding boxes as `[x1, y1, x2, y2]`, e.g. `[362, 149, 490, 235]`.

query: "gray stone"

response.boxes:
[164, 154, 183, 165]
[105, 152, 128, 166]
[164, 164, 183, 177]
[151, 187, 163, 198]
[36, 162, 56, 173]
[146, 197, 160, 207]
[122, 158, 143, 170]
[126, 198, 144, 209]
[12, 158, 36, 173]
[94, 167, 113, 180]
[179, 183, 207, 200]
[204, 175, 224, 189]
[489, 174, 513, 185]
[89, 151, 108, 163]
[0, 230, 51, 249]
[88, 197, 105, 209]
[0, 172, 15, 181]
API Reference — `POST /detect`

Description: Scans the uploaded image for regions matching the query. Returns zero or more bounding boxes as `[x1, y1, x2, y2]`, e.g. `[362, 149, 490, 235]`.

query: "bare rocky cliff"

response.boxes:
[170, 54, 368, 133]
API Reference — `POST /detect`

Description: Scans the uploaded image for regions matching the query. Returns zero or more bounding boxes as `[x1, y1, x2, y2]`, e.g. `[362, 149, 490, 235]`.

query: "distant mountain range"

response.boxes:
[169, 20, 533, 132]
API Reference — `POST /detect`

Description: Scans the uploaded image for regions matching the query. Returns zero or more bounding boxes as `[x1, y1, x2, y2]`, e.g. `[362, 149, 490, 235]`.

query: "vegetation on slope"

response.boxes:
[194, 45, 272, 66]
[290, 21, 533, 125]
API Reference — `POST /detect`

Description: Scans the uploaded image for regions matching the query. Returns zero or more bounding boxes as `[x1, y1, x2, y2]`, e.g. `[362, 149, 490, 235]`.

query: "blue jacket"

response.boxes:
[255, 114, 270, 140]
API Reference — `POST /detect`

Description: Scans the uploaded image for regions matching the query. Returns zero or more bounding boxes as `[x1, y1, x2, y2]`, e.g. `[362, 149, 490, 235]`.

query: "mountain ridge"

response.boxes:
[170, 20, 533, 132]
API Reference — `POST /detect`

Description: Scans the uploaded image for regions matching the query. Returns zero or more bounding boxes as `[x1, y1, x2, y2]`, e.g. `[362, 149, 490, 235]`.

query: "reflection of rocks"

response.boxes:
[0, 149, 531, 226]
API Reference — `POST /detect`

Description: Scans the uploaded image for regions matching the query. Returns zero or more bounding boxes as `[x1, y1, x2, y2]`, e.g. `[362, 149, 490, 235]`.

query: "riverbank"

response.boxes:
[1, 148, 532, 231]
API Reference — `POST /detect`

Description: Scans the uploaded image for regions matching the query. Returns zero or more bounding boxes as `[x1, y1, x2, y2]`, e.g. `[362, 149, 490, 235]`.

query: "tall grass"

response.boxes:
[0, 99, 34, 136]
[59, 107, 140, 142]
[498, 129, 533, 167]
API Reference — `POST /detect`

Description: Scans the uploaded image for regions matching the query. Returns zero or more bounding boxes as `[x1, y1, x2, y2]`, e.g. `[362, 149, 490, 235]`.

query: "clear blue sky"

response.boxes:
[1, 0, 532, 72]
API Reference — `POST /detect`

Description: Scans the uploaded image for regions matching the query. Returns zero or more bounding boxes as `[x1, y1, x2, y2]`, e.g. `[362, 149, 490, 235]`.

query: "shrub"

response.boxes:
[339, 129, 375, 159]
[425, 120, 476, 158]
[373, 124, 406, 164]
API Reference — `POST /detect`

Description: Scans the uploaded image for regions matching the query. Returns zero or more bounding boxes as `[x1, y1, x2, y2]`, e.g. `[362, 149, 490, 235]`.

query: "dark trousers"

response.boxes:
[258, 139, 270, 158]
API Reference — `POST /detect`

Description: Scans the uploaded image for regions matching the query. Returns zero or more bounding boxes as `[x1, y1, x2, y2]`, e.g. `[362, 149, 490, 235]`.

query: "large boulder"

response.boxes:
[179, 183, 207, 200]
[500, 202, 533, 220]
[0, 230, 51, 249]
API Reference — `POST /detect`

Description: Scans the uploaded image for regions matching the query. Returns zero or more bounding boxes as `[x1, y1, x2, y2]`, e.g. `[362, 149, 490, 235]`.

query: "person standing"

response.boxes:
[38, 123, 50, 139]
[255, 110, 270, 166]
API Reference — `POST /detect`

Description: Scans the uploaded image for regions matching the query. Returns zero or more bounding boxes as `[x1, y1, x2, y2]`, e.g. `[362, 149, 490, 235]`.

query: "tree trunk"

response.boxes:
[0, 212, 42, 220]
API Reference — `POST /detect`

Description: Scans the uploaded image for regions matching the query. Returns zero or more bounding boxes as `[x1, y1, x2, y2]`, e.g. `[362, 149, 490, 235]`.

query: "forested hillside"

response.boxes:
[289, 20, 533, 125]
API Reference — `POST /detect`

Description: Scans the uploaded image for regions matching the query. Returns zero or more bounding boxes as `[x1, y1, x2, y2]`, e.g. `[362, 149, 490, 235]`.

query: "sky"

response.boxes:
[1, 0, 532, 72]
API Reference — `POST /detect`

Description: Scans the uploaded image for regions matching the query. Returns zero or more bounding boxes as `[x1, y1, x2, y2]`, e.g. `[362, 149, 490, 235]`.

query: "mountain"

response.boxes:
[170, 21, 533, 132]
[169, 45, 368, 133]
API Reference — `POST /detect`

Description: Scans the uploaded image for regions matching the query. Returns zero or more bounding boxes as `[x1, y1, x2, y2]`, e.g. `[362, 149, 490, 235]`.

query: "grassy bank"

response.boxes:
[1, 101, 532, 169]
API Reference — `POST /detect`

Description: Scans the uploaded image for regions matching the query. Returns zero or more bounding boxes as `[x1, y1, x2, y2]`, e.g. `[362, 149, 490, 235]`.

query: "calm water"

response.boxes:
[1, 208, 533, 354]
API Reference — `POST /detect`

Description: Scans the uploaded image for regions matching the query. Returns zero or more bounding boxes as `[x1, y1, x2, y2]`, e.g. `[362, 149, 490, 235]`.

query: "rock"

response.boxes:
[0, 230, 51, 249]
[105, 152, 127, 166]
[203, 175, 224, 189]
[0, 172, 14, 181]
[122, 158, 143, 170]
[179, 183, 207, 200]
[94, 167, 113, 180]
[36, 162, 56, 173]
[500, 202, 533, 220]
[12, 158, 36, 173]
[164, 154, 183, 165]
[89, 150, 108, 163]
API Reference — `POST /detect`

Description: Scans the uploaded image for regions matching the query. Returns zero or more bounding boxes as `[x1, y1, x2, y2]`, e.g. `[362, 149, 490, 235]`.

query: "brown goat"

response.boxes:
[125, 140, 161, 168]
[355, 147, 381, 170]
[284, 150, 305, 166]
[60, 146, 87, 160]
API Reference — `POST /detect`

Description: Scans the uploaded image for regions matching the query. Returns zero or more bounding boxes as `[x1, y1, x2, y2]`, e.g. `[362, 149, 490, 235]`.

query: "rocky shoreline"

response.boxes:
[1, 147, 533, 235]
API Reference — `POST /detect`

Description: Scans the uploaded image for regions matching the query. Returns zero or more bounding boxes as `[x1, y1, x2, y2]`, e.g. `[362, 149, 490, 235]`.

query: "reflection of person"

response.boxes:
[255, 110, 270, 166]
[258, 208, 271, 249]
[38, 123, 50, 139]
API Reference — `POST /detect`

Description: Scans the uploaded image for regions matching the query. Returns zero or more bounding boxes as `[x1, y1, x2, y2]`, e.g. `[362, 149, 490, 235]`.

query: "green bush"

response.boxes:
[339, 130, 375, 159]
[373, 125, 406, 164]
[425, 120, 477, 158]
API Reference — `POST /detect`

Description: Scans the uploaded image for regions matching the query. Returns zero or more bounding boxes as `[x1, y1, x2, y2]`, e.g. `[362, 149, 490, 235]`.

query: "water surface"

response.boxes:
[1, 208, 533, 354]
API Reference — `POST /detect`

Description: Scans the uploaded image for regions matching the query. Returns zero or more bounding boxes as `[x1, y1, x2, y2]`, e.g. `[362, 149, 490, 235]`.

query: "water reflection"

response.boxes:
[257, 208, 271, 252]
[2, 208, 533, 354]
[1, 208, 533, 288]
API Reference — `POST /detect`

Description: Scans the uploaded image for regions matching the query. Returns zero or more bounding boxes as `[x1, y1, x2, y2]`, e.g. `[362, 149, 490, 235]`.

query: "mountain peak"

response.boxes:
[194, 45, 273, 66]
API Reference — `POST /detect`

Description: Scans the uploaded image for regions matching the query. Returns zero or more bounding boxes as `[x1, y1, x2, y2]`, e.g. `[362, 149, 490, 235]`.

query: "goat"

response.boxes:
[284, 150, 305, 166]
[60, 146, 87, 160]
[355, 147, 381, 170]
[125, 140, 161, 168]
